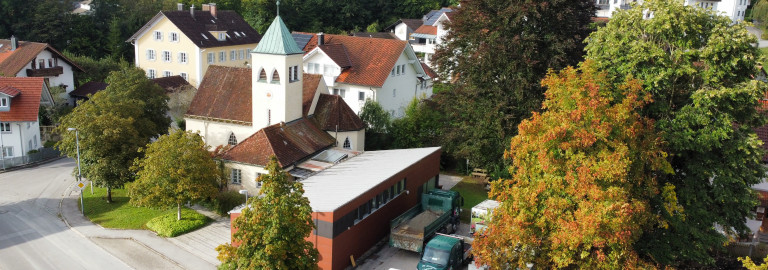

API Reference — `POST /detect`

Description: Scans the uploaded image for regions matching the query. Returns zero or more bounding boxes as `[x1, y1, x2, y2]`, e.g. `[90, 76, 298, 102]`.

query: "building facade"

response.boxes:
[596, 0, 750, 22]
[128, 3, 261, 87]
[0, 77, 53, 160]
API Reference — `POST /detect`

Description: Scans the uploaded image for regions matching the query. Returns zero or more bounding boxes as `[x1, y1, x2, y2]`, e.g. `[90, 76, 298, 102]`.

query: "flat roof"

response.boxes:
[302, 147, 441, 212]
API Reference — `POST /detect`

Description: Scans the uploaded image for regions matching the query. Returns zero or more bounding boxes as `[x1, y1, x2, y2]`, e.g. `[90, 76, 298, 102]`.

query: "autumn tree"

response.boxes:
[128, 130, 220, 220]
[216, 156, 318, 270]
[55, 67, 170, 202]
[432, 0, 596, 168]
[585, 0, 767, 265]
[474, 62, 672, 269]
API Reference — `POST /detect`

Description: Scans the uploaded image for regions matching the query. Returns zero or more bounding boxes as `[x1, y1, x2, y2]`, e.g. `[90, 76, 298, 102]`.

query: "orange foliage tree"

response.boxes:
[473, 62, 674, 269]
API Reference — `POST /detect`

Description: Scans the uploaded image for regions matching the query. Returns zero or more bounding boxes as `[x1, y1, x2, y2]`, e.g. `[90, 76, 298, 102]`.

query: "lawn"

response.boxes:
[81, 184, 210, 234]
[450, 176, 489, 223]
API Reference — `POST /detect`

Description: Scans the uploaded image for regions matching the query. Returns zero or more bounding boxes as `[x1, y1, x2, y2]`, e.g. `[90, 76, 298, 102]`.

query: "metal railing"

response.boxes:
[0, 148, 61, 169]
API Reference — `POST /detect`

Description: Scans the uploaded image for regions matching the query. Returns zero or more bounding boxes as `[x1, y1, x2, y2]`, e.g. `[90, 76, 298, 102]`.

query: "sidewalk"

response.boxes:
[60, 183, 230, 270]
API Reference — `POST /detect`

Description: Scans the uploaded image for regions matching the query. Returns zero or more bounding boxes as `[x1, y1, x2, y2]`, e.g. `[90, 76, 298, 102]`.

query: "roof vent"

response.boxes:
[318, 32, 324, 46]
[190, 4, 195, 18]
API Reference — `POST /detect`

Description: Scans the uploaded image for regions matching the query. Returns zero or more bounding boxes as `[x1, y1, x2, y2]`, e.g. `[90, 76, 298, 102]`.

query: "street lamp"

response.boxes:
[68, 127, 84, 215]
[239, 189, 248, 203]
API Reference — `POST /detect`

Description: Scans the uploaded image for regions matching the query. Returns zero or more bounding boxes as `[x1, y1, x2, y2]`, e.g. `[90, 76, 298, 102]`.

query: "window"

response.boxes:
[358, 91, 365, 101]
[0, 97, 7, 107]
[54, 58, 58, 67]
[228, 132, 237, 146]
[0, 122, 9, 133]
[163, 71, 172, 77]
[31, 59, 36, 69]
[169, 32, 179, 42]
[396, 65, 401, 75]
[179, 52, 188, 64]
[163, 51, 171, 62]
[33, 135, 37, 148]
[147, 49, 156, 61]
[391, 68, 395, 76]
[238, 49, 244, 60]
[219, 51, 226, 62]
[401, 64, 406, 74]
[207, 52, 214, 64]
[231, 169, 242, 184]
[28, 140, 32, 152]
[38, 59, 45, 68]
[333, 88, 346, 98]
[2, 146, 12, 157]
[258, 69, 267, 82]
[230, 50, 236, 61]
[343, 137, 351, 149]
[153, 31, 162, 41]
[271, 70, 280, 84]
[218, 32, 226, 41]
[180, 73, 188, 81]
[289, 66, 299, 82]
[246, 49, 252, 59]
[267, 109, 271, 125]
[48, 59, 53, 68]
[147, 69, 156, 79]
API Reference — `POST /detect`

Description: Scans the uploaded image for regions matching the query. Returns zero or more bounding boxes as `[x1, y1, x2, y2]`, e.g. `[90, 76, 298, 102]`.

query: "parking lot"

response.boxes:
[355, 224, 472, 270]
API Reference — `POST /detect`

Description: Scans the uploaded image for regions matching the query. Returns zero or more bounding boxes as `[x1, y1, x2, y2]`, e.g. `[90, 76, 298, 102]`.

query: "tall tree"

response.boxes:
[390, 97, 444, 149]
[585, 0, 767, 266]
[128, 130, 220, 220]
[55, 67, 170, 202]
[216, 157, 318, 270]
[475, 62, 673, 269]
[359, 99, 392, 150]
[432, 0, 596, 169]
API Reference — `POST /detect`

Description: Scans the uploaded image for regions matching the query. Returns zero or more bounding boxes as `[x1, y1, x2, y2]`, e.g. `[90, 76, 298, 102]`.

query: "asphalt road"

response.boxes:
[0, 158, 131, 270]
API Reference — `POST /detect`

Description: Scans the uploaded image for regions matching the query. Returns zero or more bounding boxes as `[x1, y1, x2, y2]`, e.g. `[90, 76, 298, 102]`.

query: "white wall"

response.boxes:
[224, 162, 268, 194]
[303, 50, 341, 88]
[328, 129, 364, 151]
[14, 50, 76, 92]
[601, 0, 748, 22]
[251, 53, 304, 131]
[185, 118, 254, 148]
[394, 23, 409, 41]
[0, 121, 41, 158]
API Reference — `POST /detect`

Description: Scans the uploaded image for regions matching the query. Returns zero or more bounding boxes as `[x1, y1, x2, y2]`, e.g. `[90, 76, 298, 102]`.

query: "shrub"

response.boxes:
[146, 210, 211, 237]
[44, 140, 57, 148]
[199, 190, 246, 216]
[762, 30, 768, 40]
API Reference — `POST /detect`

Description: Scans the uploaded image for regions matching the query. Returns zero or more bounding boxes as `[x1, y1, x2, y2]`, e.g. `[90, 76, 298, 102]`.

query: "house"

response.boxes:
[595, 0, 750, 22]
[0, 77, 54, 160]
[294, 32, 434, 117]
[0, 36, 82, 105]
[184, 14, 366, 190]
[127, 3, 261, 87]
[384, 8, 454, 68]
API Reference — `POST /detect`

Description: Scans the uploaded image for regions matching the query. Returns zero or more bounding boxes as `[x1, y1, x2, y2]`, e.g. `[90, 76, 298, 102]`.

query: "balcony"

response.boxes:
[26, 66, 63, 77]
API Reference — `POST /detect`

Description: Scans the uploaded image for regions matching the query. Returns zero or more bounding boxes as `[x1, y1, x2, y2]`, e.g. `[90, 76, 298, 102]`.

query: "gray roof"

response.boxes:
[424, 8, 453, 26]
[302, 147, 441, 212]
[253, 15, 303, 55]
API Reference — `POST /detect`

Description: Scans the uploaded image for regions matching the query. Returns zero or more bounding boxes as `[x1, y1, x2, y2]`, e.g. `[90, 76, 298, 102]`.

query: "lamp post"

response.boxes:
[67, 128, 84, 214]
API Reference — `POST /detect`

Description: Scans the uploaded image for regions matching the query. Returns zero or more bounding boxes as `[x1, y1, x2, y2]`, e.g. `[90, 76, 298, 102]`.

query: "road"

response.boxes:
[0, 158, 131, 270]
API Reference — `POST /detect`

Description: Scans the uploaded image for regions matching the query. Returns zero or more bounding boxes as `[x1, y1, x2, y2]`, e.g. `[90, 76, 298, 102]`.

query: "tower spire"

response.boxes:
[277, 0, 280, 16]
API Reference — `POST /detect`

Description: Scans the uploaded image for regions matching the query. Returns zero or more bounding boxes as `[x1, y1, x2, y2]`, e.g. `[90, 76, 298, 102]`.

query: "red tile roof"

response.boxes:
[313, 94, 364, 131]
[300, 33, 407, 88]
[303, 74, 323, 116]
[0, 39, 83, 76]
[0, 77, 45, 122]
[186, 66, 253, 123]
[414, 25, 437, 35]
[0, 85, 21, 97]
[221, 118, 336, 167]
[318, 44, 352, 68]
[421, 62, 437, 79]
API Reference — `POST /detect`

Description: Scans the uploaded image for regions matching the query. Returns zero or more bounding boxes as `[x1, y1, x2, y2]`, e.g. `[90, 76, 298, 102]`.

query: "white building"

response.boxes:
[384, 8, 454, 69]
[596, 0, 750, 22]
[0, 77, 54, 160]
[0, 36, 82, 105]
[295, 32, 435, 118]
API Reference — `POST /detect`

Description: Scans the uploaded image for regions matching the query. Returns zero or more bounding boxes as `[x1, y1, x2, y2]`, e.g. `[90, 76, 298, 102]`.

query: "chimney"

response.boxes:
[190, 4, 195, 18]
[10, 35, 17, 51]
[209, 3, 217, 19]
[201, 4, 210, 11]
[177, 3, 183, 11]
[318, 32, 324, 46]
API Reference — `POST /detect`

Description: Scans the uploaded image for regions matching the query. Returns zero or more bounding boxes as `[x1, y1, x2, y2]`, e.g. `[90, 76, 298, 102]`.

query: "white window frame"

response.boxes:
[231, 169, 242, 184]
[169, 32, 179, 42]
[180, 73, 188, 81]
[219, 51, 226, 62]
[179, 52, 188, 64]
[0, 122, 10, 133]
[2, 146, 12, 157]
[162, 51, 172, 62]
[230, 50, 236, 61]
[218, 32, 226, 41]
[358, 91, 365, 101]
[163, 71, 172, 77]
[0, 97, 8, 107]
[333, 88, 346, 98]
[246, 49, 252, 59]
[207, 52, 215, 64]
[238, 49, 244, 60]
[147, 69, 156, 79]
[146, 49, 156, 61]
[153, 31, 162, 41]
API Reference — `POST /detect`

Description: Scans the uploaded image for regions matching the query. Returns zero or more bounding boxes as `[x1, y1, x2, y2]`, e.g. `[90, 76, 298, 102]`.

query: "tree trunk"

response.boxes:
[177, 203, 181, 221]
[106, 185, 113, 203]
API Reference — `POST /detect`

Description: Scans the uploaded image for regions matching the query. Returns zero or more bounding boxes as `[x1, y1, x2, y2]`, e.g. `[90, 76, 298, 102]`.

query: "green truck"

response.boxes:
[389, 189, 463, 253]
[417, 233, 473, 270]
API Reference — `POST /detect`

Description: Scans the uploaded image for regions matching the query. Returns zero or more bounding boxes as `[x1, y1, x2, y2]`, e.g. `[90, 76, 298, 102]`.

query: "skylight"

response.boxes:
[201, 33, 209, 40]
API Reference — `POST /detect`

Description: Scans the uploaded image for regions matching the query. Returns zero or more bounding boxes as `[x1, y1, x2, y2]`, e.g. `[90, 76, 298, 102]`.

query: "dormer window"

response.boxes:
[218, 32, 226, 41]
[0, 97, 8, 107]
[258, 69, 267, 82]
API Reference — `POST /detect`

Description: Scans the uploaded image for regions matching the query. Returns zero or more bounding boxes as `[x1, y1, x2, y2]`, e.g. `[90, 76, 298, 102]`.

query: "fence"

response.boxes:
[727, 242, 768, 259]
[0, 147, 60, 169]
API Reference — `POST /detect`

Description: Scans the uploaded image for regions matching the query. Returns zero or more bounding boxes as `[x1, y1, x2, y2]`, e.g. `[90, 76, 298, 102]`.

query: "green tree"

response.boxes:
[359, 99, 392, 150]
[433, 0, 596, 169]
[585, 0, 767, 266]
[475, 62, 672, 269]
[390, 97, 443, 149]
[55, 67, 170, 202]
[216, 156, 318, 270]
[63, 52, 127, 85]
[128, 130, 220, 220]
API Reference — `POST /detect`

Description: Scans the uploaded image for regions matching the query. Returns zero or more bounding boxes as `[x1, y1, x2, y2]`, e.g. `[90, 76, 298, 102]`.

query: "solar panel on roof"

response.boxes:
[292, 33, 312, 49]
[424, 9, 452, 26]
[311, 149, 348, 164]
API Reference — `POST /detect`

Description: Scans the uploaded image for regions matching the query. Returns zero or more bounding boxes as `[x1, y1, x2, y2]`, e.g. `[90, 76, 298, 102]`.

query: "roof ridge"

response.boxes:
[253, 15, 303, 55]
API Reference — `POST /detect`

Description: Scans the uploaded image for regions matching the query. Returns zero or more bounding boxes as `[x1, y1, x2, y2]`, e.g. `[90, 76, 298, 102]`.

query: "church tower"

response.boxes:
[250, 5, 304, 131]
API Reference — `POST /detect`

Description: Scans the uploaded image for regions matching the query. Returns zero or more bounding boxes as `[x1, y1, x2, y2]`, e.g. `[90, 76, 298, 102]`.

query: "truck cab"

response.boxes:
[417, 234, 472, 270]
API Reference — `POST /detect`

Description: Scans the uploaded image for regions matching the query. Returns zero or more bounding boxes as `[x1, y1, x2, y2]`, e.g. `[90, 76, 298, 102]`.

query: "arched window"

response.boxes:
[228, 132, 237, 146]
[271, 70, 280, 84]
[258, 68, 267, 82]
[343, 137, 351, 149]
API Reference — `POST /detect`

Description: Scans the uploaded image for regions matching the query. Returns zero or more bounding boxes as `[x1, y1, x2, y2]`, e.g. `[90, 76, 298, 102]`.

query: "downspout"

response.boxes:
[0, 118, 4, 170]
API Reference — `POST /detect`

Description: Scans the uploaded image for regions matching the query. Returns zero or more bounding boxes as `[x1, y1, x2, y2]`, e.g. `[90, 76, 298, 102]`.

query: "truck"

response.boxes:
[389, 189, 463, 253]
[470, 199, 500, 235]
[417, 233, 473, 270]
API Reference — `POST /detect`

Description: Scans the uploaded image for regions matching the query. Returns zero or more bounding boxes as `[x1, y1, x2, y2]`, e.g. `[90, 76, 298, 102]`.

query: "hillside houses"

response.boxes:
[595, 0, 750, 22]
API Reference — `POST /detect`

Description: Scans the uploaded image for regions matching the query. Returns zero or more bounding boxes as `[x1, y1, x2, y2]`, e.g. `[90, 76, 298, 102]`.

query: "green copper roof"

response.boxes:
[253, 16, 304, 55]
